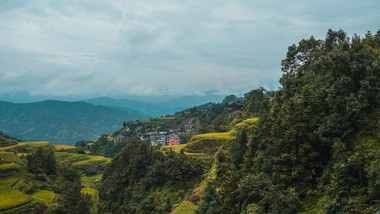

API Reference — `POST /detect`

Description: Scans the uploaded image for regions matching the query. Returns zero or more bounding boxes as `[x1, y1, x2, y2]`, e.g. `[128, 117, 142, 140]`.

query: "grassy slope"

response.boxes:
[168, 118, 258, 213]
[0, 141, 50, 151]
[73, 155, 110, 166]
[230, 117, 258, 136]
[81, 174, 103, 187]
[53, 144, 76, 151]
[0, 163, 16, 170]
[81, 188, 98, 202]
[32, 190, 55, 205]
[184, 132, 235, 154]
[55, 151, 110, 166]
[161, 144, 186, 153]
[171, 201, 198, 214]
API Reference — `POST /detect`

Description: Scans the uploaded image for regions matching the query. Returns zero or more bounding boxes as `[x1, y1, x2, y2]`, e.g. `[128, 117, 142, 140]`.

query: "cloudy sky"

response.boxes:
[0, 0, 379, 98]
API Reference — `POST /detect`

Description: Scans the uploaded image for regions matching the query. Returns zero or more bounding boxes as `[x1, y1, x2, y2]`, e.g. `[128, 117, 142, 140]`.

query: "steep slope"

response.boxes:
[0, 100, 149, 145]
[195, 30, 380, 214]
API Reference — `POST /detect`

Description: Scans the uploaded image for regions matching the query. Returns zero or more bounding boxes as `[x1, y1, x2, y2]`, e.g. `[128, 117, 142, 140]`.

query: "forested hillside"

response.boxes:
[197, 30, 380, 213]
[0, 100, 149, 145]
[98, 29, 380, 213]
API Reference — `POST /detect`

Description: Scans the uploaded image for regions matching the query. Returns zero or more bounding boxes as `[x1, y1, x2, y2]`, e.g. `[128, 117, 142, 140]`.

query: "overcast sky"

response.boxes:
[0, 0, 379, 98]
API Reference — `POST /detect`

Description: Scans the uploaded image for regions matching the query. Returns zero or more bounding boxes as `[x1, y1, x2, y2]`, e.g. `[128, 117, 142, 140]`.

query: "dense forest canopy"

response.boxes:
[197, 29, 380, 213]
[68, 29, 380, 213]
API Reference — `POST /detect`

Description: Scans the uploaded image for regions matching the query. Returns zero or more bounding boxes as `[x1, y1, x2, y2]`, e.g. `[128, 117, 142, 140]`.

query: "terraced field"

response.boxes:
[0, 141, 108, 213]
[161, 144, 186, 153]
[0, 163, 16, 170]
[162, 132, 238, 156]
[0, 141, 78, 153]
[0, 142, 50, 155]
[55, 152, 89, 163]
[230, 117, 259, 135]
[82, 174, 102, 187]
[161, 145, 208, 157]
[53, 144, 76, 151]
[32, 190, 55, 205]
[55, 152, 110, 167]
[0, 178, 32, 212]
[73, 155, 109, 166]
[0, 153, 18, 162]
[185, 132, 235, 154]
[192, 132, 235, 140]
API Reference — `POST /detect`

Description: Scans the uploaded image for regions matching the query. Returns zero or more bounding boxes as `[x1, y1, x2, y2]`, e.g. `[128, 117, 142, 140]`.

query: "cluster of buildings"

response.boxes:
[145, 125, 193, 147]
[113, 123, 194, 147]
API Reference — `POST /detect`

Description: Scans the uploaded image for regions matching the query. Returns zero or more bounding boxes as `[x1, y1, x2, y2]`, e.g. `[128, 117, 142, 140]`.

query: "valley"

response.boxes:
[0, 29, 379, 213]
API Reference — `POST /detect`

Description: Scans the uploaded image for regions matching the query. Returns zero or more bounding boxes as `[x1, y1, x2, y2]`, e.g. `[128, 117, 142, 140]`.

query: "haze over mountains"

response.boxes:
[0, 93, 226, 145]
[83, 94, 225, 117]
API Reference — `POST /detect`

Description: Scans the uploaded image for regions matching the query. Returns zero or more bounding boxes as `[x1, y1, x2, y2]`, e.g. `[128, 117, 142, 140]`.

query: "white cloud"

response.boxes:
[3, 70, 29, 79]
[0, 0, 379, 98]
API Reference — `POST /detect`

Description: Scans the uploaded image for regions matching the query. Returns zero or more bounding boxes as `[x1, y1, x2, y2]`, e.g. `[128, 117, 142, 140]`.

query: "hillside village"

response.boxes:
[110, 98, 246, 149]
[114, 121, 194, 146]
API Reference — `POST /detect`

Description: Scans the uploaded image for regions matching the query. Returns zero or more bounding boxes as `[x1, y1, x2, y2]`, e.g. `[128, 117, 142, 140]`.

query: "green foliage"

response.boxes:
[0, 142, 108, 213]
[98, 140, 208, 213]
[222, 95, 241, 103]
[32, 190, 55, 205]
[196, 180, 221, 214]
[229, 129, 248, 169]
[173, 102, 229, 127]
[196, 29, 380, 214]
[27, 146, 58, 177]
[172, 201, 198, 214]
[54, 163, 92, 214]
[81, 174, 103, 187]
[211, 115, 229, 132]
[0, 200, 45, 214]
[242, 87, 269, 118]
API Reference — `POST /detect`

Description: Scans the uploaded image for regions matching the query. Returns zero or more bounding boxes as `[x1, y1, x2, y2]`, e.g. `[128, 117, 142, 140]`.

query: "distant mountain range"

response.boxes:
[83, 95, 225, 117]
[0, 100, 149, 145]
[0, 92, 227, 117]
[0, 94, 228, 145]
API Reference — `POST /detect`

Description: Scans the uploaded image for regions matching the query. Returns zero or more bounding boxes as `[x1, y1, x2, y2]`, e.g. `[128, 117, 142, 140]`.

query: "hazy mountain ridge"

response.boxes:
[0, 100, 149, 145]
[83, 94, 225, 117]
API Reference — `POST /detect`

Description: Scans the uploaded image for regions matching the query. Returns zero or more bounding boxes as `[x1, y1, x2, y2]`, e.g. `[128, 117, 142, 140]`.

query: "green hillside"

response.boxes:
[95, 30, 380, 214]
[194, 30, 380, 213]
[0, 141, 109, 213]
[0, 100, 149, 145]
[83, 94, 225, 117]
[1, 29, 379, 213]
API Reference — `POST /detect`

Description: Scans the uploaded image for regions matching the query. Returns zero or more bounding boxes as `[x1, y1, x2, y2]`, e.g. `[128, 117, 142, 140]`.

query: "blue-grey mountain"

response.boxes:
[0, 100, 149, 145]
